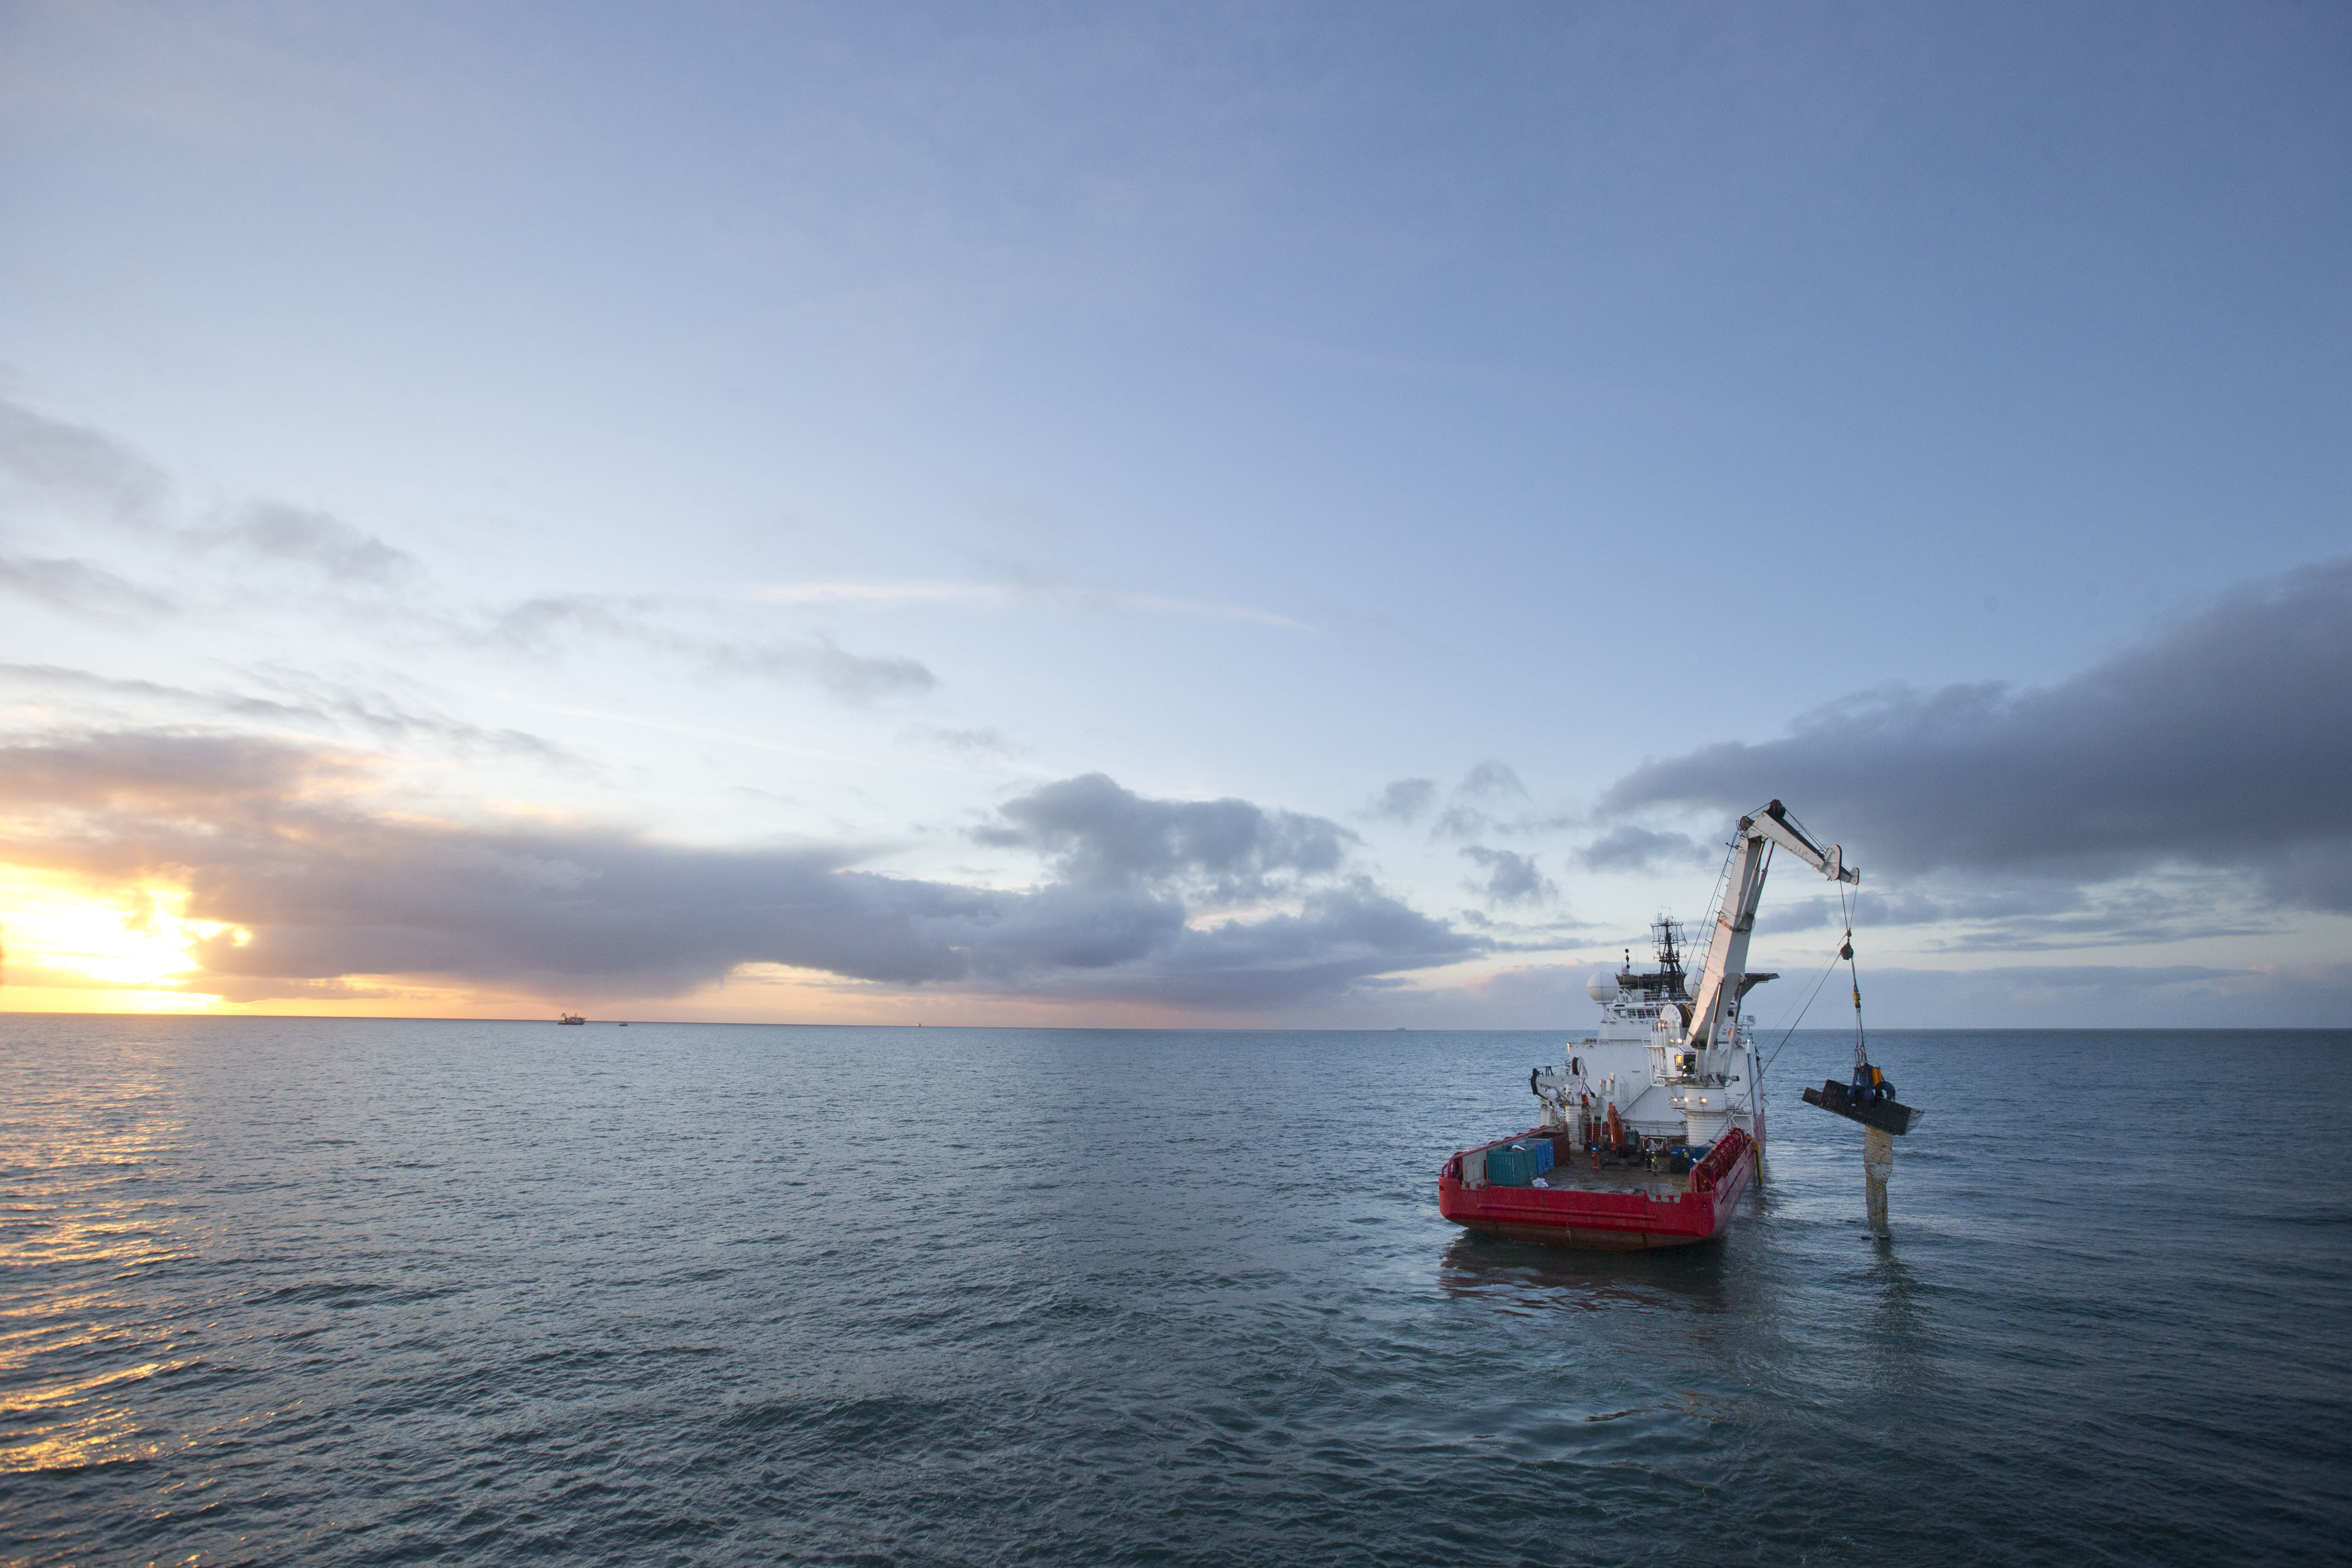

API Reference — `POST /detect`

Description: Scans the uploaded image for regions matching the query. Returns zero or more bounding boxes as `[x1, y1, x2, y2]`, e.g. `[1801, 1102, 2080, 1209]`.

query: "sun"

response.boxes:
[0, 872, 231, 1012]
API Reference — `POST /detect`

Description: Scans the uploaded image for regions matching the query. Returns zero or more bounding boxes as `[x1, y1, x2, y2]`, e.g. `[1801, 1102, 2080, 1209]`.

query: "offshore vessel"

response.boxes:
[1437, 800, 1856, 1249]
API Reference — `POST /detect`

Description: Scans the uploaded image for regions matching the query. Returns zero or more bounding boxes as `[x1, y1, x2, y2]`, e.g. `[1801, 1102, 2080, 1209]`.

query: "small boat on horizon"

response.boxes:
[557, 1013, 586, 1025]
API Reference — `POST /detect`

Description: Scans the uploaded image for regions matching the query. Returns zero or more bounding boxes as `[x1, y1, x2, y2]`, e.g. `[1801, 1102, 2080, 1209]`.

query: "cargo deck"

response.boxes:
[1437, 1125, 1756, 1250]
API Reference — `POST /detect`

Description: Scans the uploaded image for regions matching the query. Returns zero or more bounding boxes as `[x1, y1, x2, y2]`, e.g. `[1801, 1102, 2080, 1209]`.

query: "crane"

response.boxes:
[1676, 799, 1928, 1239]
[1682, 800, 1857, 1077]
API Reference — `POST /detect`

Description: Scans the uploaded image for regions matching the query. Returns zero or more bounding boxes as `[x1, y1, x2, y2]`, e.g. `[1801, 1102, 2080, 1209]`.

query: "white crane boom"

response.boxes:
[1685, 801, 1859, 1055]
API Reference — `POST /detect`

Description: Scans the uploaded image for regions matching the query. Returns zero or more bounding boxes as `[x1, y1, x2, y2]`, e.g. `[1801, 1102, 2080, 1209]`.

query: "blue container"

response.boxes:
[1485, 1143, 1541, 1186]
[1485, 1141, 1555, 1186]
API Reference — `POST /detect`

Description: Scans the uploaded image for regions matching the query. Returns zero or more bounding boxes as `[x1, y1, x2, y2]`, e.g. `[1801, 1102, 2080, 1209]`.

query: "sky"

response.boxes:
[0, 0, 2346, 1028]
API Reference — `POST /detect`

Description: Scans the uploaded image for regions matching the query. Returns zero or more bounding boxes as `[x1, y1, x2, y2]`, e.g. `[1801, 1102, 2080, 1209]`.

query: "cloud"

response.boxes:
[1429, 759, 1578, 842]
[2264, 841, 2352, 914]
[1429, 805, 1486, 841]
[1816, 962, 2352, 1029]
[744, 580, 1306, 631]
[0, 399, 168, 530]
[0, 663, 578, 766]
[1754, 873, 2272, 952]
[1100, 881, 1478, 1008]
[1575, 824, 1713, 873]
[0, 403, 942, 706]
[1453, 909, 1592, 944]
[899, 724, 1020, 760]
[1755, 889, 1977, 936]
[1600, 559, 2352, 911]
[1, 400, 414, 587]
[1457, 760, 1528, 800]
[204, 500, 416, 582]
[487, 594, 937, 704]
[0, 557, 177, 618]
[1367, 777, 1437, 822]
[703, 633, 936, 703]
[973, 772, 1354, 897]
[1459, 845, 1556, 906]
[0, 731, 1480, 1010]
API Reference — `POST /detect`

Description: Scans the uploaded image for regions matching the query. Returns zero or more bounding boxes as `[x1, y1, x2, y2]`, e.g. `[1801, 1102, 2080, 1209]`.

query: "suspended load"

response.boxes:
[1802, 1066, 1924, 1135]
[1789, 917, 1926, 1236]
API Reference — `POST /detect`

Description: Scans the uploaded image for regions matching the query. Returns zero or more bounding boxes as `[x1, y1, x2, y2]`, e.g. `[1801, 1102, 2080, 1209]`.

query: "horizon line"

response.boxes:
[0, 1009, 2344, 1034]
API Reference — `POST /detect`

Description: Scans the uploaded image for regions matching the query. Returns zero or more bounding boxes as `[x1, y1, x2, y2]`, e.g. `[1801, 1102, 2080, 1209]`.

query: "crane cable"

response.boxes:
[1759, 882, 1869, 1083]
[1841, 880, 1868, 1071]
[1759, 948, 1844, 1079]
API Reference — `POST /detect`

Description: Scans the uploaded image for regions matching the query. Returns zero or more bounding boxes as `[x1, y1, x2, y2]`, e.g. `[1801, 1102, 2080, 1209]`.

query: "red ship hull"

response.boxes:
[1437, 1125, 1758, 1250]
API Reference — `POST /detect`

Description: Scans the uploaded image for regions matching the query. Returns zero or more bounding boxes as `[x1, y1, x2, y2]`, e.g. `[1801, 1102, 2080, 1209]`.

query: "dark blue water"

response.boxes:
[3, 1019, 2347, 1565]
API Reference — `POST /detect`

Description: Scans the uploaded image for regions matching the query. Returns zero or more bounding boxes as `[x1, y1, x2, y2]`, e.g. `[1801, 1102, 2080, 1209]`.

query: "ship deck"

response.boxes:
[1516, 1160, 1692, 1198]
[1442, 1130, 1757, 1250]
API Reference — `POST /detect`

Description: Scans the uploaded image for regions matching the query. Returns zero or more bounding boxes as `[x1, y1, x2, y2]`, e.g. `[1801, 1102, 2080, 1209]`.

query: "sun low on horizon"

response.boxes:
[0, 874, 227, 1014]
[0, 868, 536, 1019]
[0, 875, 1255, 1027]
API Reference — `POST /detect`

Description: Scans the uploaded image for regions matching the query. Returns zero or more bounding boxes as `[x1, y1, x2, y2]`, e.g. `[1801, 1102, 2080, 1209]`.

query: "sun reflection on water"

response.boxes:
[0, 1050, 203, 1477]
[0, 1361, 193, 1474]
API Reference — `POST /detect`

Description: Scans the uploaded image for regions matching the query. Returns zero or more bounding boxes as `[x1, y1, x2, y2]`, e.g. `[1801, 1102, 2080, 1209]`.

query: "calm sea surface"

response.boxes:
[3, 1017, 2347, 1565]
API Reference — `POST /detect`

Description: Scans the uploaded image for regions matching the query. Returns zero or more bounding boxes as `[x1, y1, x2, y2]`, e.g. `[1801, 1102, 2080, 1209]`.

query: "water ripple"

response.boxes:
[0, 1018, 2345, 1564]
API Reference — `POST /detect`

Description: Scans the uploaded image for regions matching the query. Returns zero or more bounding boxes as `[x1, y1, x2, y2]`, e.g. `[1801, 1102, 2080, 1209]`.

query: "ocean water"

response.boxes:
[2, 1017, 2347, 1566]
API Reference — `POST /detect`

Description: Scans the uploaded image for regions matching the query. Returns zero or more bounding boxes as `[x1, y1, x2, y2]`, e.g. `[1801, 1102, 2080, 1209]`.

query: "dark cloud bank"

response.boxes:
[0, 736, 1479, 1009]
[1601, 559, 2352, 916]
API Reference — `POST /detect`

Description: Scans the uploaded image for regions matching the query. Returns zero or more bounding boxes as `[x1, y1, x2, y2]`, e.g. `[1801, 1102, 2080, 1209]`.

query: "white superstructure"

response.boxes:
[1530, 801, 1860, 1155]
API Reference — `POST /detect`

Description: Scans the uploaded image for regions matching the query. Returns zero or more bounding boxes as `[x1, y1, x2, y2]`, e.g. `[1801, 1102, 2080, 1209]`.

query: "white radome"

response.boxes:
[1586, 970, 1621, 1004]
